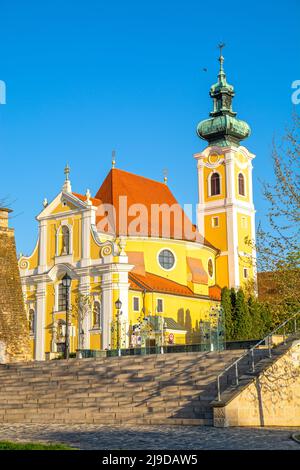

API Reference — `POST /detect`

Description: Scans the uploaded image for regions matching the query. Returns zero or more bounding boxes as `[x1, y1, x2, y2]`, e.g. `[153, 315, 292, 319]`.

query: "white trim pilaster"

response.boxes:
[35, 282, 46, 360]
[38, 220, 48, 274]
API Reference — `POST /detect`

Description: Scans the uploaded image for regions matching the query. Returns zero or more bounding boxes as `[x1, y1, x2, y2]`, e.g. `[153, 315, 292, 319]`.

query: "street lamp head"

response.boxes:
[115, 298, 122, 310]
[62, 273, 72, 288]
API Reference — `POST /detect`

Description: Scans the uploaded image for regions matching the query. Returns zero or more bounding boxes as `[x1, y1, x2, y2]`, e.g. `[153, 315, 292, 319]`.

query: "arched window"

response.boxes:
[61, 226, 70, 255]
[29, 309, 35, 334]
[210, 172, 221, 196]
[93, 301, 101, 328]
[58, 283, 67, 311]
[238, 173, 245, 196]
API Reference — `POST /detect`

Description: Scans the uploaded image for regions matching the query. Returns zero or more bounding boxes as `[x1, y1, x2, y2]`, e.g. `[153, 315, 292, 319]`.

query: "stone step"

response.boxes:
[0, 350, 251, 425]
[0, 413, 212, 426]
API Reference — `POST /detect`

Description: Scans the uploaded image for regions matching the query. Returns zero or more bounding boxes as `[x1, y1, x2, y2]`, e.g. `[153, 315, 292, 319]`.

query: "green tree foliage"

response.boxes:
[221, 287, 233, 340]
[221, 288, 272, 341]
[233, 290, 252, 340]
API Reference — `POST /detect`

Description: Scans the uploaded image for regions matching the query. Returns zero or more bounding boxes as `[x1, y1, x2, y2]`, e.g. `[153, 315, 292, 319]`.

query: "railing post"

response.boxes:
[235, 362, 239, 386]
[251, 349, 255, 372]
[294, 318, 297, 334]
[268, 335, 272, 358]
[217, 376, 221, 402]
[283, 325, 286, 344]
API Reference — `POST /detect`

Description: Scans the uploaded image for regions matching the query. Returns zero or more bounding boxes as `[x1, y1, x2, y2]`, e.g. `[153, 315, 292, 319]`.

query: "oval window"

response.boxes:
[208, 259, 214, 277]
[158, 249, 175, 270]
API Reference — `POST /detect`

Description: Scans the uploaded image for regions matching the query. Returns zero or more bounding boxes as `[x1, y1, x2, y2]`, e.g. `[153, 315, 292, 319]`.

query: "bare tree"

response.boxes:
[254, 113, 300, 323]
[72, 293, 92, 350]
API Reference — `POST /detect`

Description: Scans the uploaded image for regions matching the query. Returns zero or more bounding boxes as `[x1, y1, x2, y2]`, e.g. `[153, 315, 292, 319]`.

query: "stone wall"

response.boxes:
[213, 340, 300, 427]
[0, 209, 31, 362]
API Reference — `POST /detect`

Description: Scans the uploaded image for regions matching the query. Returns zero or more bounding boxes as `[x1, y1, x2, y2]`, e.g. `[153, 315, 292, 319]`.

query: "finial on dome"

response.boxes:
[163, 168, 168, 185]
[62, 163, 72, 193]
[112, 150, 116, 169]
[218, 42, 225, 70]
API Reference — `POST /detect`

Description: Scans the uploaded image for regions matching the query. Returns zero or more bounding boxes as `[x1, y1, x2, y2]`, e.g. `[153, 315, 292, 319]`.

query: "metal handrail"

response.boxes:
[216, 310, 300, 401]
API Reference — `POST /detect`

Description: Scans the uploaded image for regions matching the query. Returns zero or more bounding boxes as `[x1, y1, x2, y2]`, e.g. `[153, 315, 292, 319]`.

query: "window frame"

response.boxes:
[157, 248, 177, 271]
[212, 216, 219, 228]
[238, 172, 246, 197]
[55, 281, 71, 312]
[208, 258, 214, 278]
[133, 296, 140, 312]
[156, 298, 164, 314]
[208, 171, 221, 197]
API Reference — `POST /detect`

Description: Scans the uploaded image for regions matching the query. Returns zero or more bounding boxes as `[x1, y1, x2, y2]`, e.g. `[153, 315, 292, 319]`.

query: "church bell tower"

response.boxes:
[194, 45, 256, 290]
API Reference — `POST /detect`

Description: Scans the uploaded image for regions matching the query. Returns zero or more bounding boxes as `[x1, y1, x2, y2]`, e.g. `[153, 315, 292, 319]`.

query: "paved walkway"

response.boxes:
[0, 424, 299, 450]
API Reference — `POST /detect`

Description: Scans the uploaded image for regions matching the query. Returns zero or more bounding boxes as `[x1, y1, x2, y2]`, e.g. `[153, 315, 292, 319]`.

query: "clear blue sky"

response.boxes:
[0, 0, 299, 254]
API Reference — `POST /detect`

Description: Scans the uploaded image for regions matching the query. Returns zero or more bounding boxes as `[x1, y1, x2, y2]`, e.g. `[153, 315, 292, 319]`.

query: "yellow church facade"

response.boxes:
[18, 52, 256, 360]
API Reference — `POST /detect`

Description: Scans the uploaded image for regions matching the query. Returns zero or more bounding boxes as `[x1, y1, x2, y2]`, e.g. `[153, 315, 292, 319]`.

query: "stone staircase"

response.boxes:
[0, 348, 276, 426]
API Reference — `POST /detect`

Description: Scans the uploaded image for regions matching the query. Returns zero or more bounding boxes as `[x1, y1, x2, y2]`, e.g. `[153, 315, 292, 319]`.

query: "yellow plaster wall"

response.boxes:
[204, 212, 227, 253]
[51, 201, 78, 215]
[125, 238, 215, 288]
[28, 240, 39, 270]
[90, 236, 101, 260]
[134, 291, 213, 332]
[90, 333, 101, 350]
[215, 255, 229, 288]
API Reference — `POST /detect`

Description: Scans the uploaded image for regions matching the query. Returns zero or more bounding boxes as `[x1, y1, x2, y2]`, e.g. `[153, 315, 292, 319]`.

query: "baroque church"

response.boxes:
[19, 52, 256, 360]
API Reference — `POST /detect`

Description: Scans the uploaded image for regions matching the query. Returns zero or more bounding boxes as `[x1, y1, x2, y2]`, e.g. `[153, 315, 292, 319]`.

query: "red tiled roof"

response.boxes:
[94, 168, 216, 248]
[129, 271, 196, 297]
[73, 192, 102, 206]
[129, 271, 220, 301]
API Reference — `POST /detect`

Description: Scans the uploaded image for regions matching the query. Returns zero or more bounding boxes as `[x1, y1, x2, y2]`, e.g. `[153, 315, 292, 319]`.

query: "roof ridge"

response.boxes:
[111, 167, 171, 189]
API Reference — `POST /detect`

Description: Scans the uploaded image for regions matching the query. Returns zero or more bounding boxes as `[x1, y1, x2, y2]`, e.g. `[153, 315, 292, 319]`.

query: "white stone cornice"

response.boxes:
[36, 191, 98, 221]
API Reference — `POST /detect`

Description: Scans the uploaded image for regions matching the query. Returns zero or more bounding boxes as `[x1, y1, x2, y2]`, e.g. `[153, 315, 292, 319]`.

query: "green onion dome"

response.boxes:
[197, 52, 251, 147]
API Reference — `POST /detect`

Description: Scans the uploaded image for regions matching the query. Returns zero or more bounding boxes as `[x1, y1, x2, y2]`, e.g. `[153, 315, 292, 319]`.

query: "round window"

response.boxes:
[158, 249, 175, 270]
[208, 259, 214, 277]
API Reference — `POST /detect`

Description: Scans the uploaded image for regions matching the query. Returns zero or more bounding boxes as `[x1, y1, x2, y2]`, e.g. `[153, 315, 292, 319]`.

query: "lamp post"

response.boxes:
[62, 273, 72, 360]
[115, 298, 122, 357]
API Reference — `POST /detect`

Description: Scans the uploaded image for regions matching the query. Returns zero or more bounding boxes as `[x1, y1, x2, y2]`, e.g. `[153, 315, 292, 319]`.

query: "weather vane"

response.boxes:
[218, 42, 225, 57]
